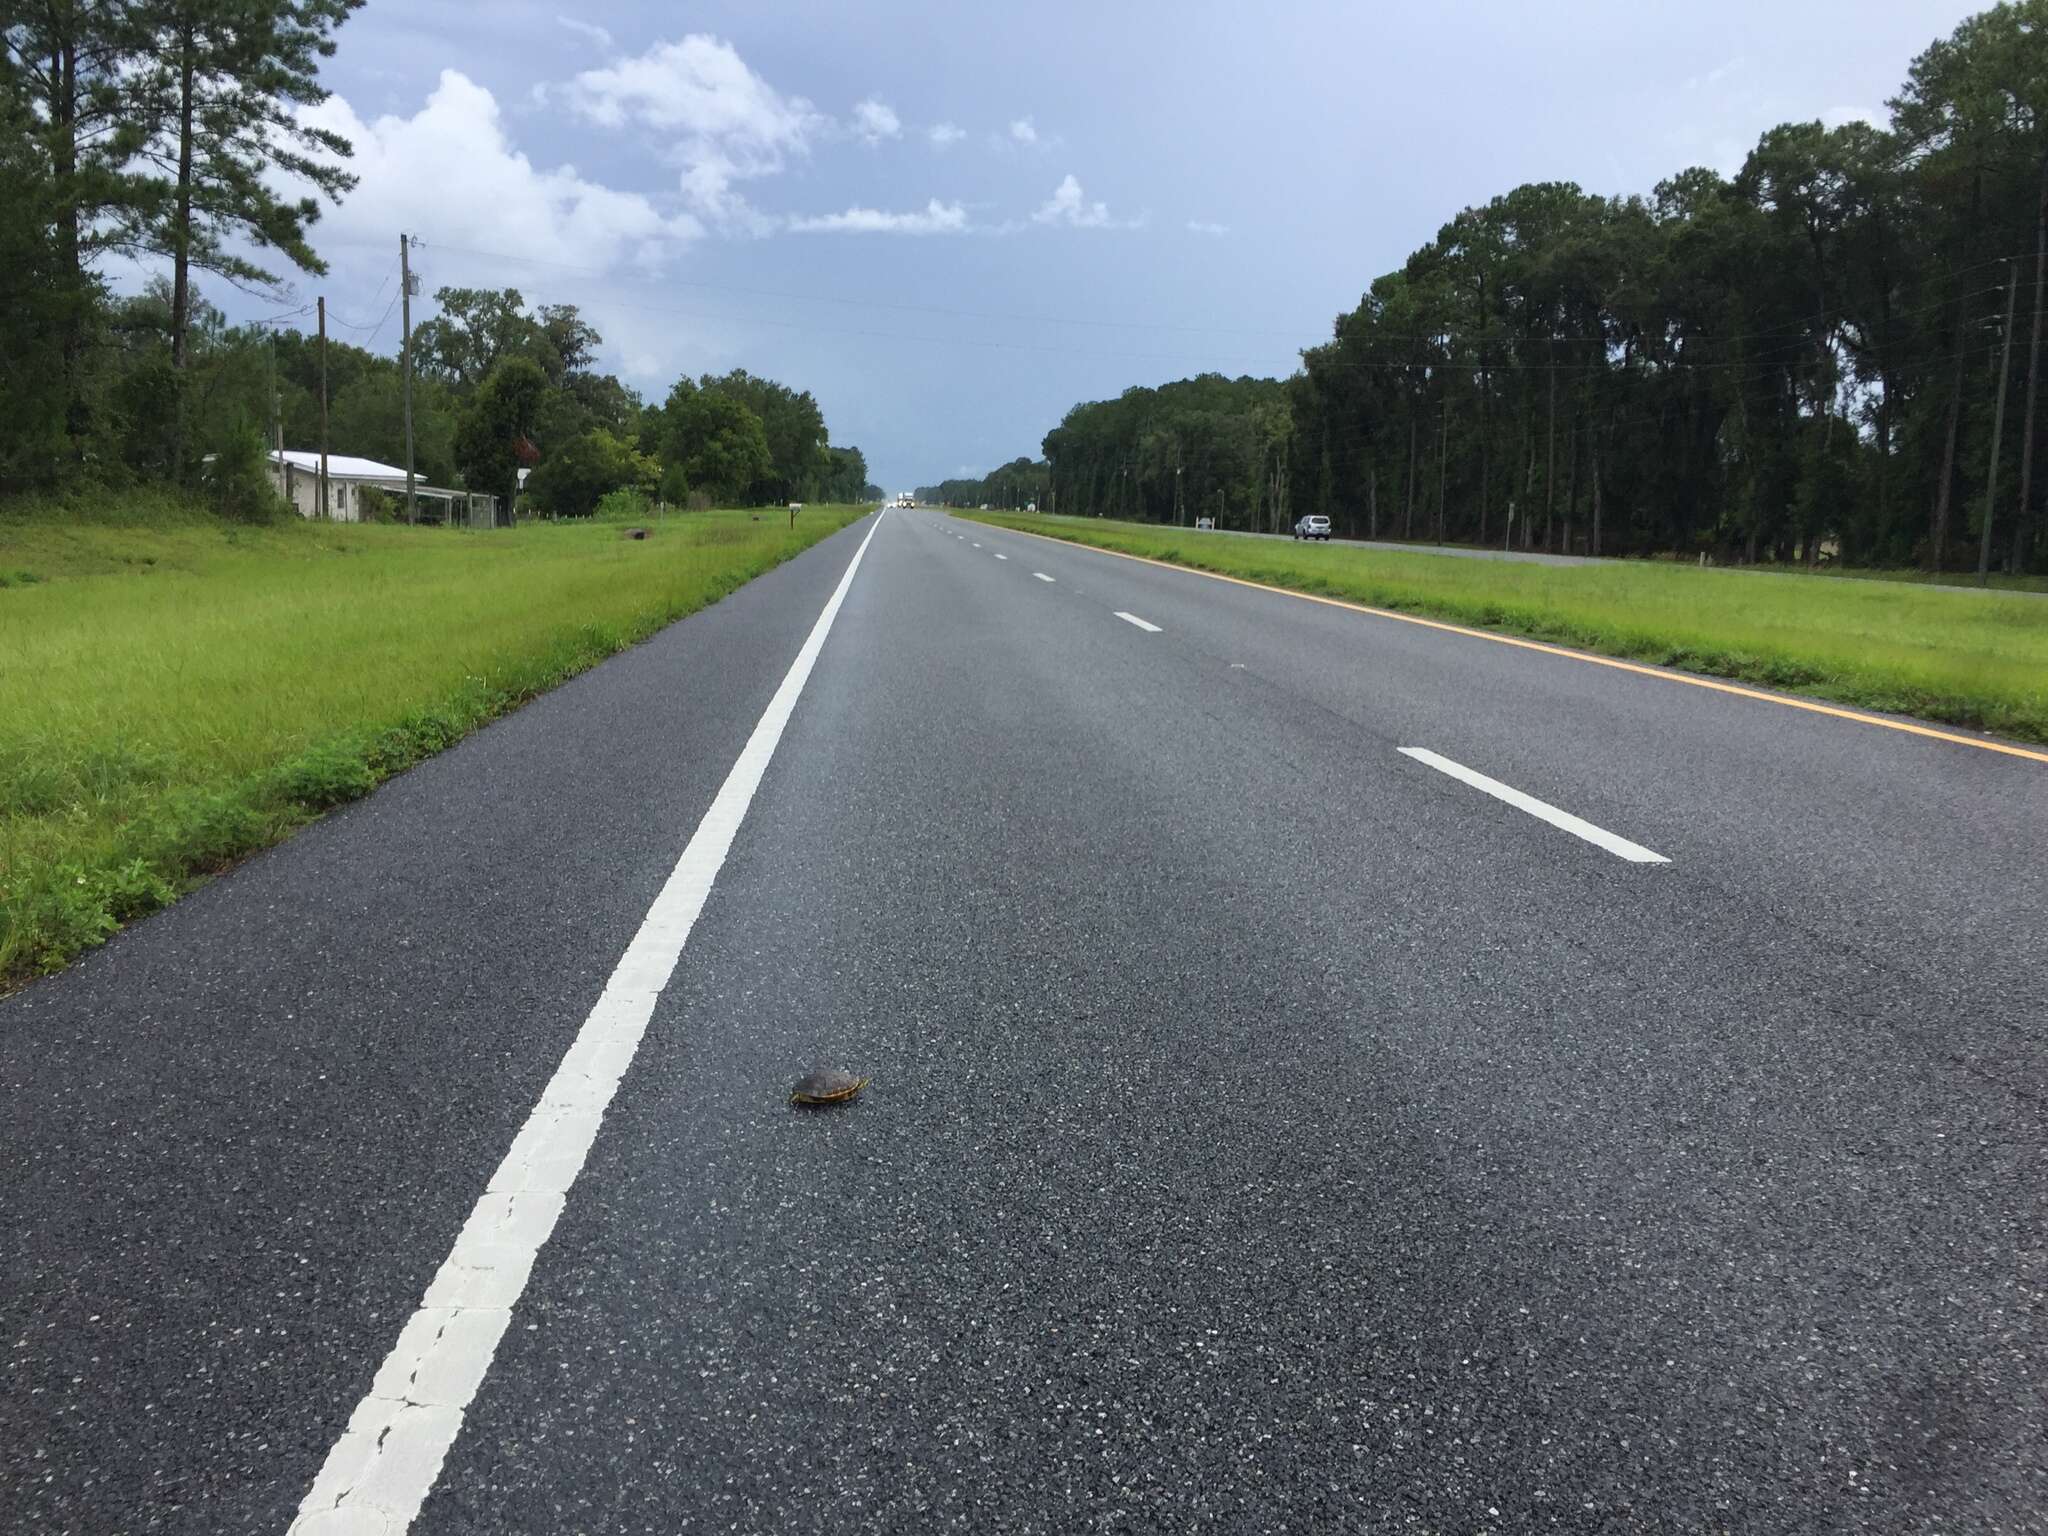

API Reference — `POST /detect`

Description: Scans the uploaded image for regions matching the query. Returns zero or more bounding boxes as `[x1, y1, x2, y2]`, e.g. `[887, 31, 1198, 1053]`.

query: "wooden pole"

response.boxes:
[401, 234, 417, 524]
[1981, 261, 2019, 585]
[317, 296, 330, 521]
[2015, 154, 2048, 573]
[1437, 391, 1449, 543]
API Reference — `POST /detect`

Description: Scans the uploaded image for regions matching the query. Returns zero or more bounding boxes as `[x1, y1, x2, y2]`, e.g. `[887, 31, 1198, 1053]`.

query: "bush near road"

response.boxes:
[0, 497, 867, 987]
[964, 512, 2048, 747]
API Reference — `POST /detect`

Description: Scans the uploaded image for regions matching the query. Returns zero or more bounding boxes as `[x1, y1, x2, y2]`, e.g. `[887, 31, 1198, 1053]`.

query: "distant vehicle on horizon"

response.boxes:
[1195, 515, 1216, 530]
[1294, 514, 1332, 541]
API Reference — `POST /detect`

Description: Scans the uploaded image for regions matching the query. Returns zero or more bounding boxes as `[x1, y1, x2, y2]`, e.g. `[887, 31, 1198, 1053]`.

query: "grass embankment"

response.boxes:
[0, 496, 867, 986]
[963, 511, 2048, 745]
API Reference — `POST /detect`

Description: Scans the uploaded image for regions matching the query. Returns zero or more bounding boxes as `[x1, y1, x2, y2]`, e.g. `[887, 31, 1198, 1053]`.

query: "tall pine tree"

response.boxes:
[131, 0, 361, 468]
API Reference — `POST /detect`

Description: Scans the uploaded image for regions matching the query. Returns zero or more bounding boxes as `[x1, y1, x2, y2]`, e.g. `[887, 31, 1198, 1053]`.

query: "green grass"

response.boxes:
[963, 511, 2048, 746]
[0, 494, 868, 986]
[1759, 563, 2048, 595]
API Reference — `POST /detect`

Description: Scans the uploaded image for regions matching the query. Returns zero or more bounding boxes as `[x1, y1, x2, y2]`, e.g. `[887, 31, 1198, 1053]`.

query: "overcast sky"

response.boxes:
[243, 0, 1982, 490]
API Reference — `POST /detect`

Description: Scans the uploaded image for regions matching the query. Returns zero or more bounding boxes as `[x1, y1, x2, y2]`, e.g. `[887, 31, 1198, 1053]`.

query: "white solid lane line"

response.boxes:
[1114, 611, 1162, 633]
[1033, 572, 1055, 583]
[1398, 747, 1669, 864]
[288, 512, 891, 1536]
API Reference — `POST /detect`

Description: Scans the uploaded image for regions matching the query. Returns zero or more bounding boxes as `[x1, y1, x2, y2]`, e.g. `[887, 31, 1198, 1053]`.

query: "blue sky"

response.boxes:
[251, 0, 1981, 491]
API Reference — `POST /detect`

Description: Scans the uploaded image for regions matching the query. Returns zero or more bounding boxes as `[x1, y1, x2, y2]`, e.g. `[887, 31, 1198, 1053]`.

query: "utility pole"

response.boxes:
[1437, 393, 1449, 544]
[1545, 365, 1557, 552]
[401, 233, 417, 524]
[1592, 447, 1603, 557]
[317, 296, 330, 521]
[1981, 260, 2019, 586]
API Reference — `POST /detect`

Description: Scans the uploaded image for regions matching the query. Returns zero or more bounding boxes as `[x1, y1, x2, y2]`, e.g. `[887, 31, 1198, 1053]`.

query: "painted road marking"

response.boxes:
[1399, 747, 1669, 864]
[994, 553, 1008, 560]
[1115, 611, 1162, 633]
[288, 512, 890, 1536]
[978, 522, 2048, 767]
[971, 542, 982, 548]
[1033, 572, 1055, 583]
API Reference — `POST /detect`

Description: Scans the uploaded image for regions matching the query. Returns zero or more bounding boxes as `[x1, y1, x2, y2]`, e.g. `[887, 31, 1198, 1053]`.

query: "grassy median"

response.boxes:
[963, 511, 2048, 746]
[0, 497, 867, 986]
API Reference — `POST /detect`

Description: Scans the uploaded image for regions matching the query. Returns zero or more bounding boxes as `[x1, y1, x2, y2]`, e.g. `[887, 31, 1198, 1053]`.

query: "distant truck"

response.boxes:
[894, 493, 915, 508]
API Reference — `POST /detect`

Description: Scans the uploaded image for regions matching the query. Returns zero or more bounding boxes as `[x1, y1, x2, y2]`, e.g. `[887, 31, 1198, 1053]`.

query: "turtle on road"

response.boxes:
[790, 1069, 870, 1107]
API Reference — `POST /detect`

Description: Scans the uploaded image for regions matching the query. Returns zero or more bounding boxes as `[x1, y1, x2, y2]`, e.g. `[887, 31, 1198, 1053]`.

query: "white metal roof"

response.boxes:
[270, 450, 409, 481]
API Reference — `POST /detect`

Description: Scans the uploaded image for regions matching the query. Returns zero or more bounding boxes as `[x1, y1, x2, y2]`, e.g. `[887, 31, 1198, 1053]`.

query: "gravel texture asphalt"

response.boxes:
[4, 508, 2044, 1533]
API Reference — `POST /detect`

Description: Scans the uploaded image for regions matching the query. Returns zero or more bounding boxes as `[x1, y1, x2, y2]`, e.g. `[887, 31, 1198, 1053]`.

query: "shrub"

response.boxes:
[270, 738, 377, 809]
[203, 421, 289, 523]
[596, 486, 651, 520]
[658, 461, 690, 506]
[526, 428, 657, 517]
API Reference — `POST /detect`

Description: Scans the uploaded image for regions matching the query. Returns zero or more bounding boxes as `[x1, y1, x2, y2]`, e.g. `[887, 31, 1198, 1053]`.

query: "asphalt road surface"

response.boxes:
[5, 508, 2045, 1534]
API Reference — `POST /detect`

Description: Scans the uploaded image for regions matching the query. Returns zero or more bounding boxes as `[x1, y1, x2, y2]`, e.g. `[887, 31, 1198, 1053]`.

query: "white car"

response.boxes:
[1294, 514, 1332, 541]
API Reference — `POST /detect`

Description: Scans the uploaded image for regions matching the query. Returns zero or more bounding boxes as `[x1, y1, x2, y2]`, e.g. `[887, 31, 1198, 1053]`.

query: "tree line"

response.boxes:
[917, 458, 1051, 509]
[1, 3, 882, 516]
[992, 4, 2048, 574]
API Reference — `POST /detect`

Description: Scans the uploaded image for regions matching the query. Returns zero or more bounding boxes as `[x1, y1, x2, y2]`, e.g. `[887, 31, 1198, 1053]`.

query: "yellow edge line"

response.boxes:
[972, 517, 2048, 767]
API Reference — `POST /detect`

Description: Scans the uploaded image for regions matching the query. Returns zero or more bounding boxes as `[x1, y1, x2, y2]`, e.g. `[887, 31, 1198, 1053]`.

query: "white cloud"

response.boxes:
[297, 71, 700, 270]
[851, 97, 902, 145]
[928, 121, 966, 148]
[1187, 219, 1229, 236]
[789, 199, 969, 235]
[556, 35, 824, 229]
[1033, 173, 1112, 228]
[1009, 117, 1038, 145]
[556, 15, 612, 50]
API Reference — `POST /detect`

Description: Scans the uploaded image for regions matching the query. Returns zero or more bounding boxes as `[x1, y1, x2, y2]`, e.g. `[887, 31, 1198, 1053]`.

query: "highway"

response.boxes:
[4, 507, 2045, 1533]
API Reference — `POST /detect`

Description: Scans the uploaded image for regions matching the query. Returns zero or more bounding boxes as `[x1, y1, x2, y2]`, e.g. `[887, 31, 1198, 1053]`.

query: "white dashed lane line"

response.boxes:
[1114, 611, 1161, 633]
[1398, 747, 1669, 864]
[1033, 573, 1055, 583]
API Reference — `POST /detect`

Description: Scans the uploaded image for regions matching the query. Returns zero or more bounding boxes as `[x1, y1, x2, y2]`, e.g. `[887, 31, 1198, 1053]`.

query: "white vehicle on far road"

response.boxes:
[1293, 514, 1332, 541]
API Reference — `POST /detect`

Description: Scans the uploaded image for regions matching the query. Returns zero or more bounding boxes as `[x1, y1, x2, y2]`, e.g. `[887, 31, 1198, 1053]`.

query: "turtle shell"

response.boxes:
[790, 1069, 870, 1106]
